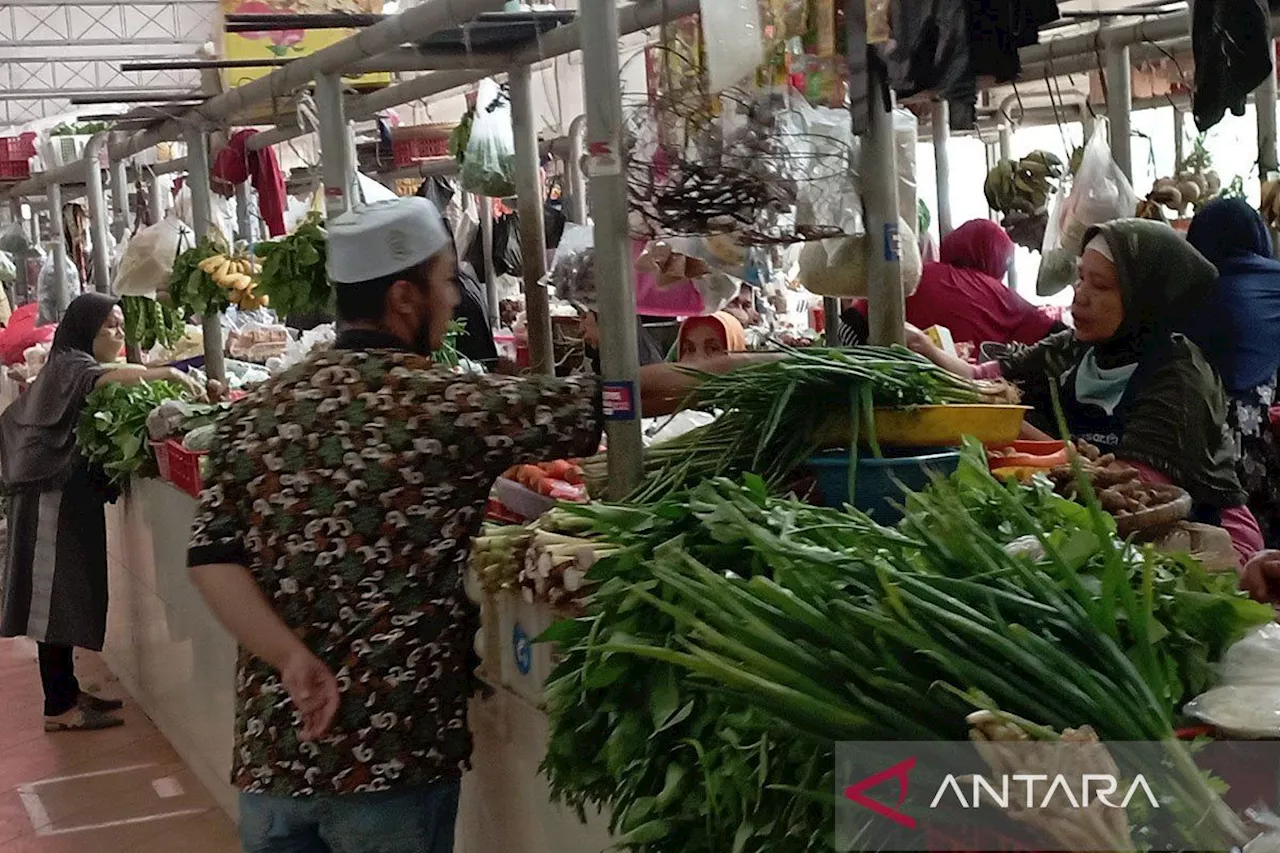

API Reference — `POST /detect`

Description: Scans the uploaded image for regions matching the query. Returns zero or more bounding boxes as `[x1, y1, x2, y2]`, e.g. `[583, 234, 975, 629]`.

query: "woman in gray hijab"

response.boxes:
[0, 293, 197, 732]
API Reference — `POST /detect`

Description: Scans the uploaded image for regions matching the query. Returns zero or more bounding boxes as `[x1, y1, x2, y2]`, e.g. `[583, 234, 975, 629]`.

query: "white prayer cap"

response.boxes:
[326, 197, 450, 285]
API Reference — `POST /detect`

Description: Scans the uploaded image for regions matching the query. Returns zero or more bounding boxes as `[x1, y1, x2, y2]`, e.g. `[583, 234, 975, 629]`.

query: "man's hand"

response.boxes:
[1240, 550, 1280, 604]
[281, 649, 340, 741]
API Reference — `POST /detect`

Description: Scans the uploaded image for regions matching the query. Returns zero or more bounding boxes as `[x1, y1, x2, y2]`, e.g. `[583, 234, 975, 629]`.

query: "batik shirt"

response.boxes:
[187, 330, 602, 796]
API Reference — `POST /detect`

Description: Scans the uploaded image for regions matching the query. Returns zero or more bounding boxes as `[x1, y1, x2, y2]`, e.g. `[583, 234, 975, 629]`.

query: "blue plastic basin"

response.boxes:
[805, 448, 962, 524]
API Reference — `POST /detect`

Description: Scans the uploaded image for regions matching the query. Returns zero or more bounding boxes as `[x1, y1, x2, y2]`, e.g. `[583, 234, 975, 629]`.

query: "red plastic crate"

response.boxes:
[165, 439, 206, 498]
[390, 123, 455, 167]
[150, 440, 173, 482]
[0, 159, 30, 180]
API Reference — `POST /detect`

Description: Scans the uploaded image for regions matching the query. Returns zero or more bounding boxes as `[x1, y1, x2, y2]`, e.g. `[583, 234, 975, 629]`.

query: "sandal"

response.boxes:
[44, 707, 124, 733]
[78, 692, 124, 713]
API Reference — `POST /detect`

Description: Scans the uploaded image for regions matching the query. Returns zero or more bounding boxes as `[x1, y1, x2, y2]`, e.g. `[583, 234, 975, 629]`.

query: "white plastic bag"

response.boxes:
[797, 217, 922, 298]
[0, 250, 16, 284]
[1184, 624, 1280, 737]
[460, 79, 517, 198]
[113, 216, 194, 298]
[1038, 118, 1136, 296]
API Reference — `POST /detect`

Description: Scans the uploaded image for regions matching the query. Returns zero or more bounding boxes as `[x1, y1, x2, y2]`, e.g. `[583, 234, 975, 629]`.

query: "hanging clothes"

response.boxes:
[1191, 0, 1273, 132]
[212, 130, 288, 237]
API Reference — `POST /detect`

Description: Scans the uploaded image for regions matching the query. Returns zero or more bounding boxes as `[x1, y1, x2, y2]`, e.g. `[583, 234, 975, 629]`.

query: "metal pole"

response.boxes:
[84, 135, 112, 293]
[186, 127, 225, 384]
[148, 173, 166, 225]
[479, 194, 498, 330]
[1172, 106, 1185, 172]
[110, 158, 131, 242]
[581, 0, 643, 496]
[509, 65, 553, 377]
[863, 57, 905, 347]
[1257, 72, 1278, 191]
[44, 182, 70, 323]
[1105, 44, 1133, 182]
[315, 73, 353, 219]
[566, 114, 588, 224]
[997, 122, 1019, 292]
[235, 181, 254, 243]
[931, 101, 953, 238]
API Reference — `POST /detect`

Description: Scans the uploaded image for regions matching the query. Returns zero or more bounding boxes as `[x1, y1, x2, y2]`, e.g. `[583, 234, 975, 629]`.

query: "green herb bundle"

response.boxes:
[120, 295, 185, 351]
[254, 213, 331, 318]
[541, 458, 1265, 852]
[619, 346, 981, 503]
[169, 238, 230, 316]
[75, 381, 187, 484]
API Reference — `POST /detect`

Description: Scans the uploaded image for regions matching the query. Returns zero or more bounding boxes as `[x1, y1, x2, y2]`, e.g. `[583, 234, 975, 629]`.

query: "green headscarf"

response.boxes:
[1006, 219, 1243, 508]
[1082, 219, 1218, 368]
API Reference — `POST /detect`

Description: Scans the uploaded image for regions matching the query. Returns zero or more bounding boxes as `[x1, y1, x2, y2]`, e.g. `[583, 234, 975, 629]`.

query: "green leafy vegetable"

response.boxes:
[75, 381, 186, 483]
[254, 213, 331, 318]
[169, 238, 231, 316]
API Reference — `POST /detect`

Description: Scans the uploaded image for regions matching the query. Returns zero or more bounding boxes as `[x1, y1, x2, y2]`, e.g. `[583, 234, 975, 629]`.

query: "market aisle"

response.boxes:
[0, 638, 239, 853]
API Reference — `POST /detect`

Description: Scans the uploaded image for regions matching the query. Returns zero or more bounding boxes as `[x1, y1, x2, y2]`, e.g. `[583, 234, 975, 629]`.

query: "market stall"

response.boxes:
[0, 0, 1277, 850]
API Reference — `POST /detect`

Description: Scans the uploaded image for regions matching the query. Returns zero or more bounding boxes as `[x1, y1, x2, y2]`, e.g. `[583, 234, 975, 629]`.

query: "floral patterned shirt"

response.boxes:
[187, 331, 602, 796]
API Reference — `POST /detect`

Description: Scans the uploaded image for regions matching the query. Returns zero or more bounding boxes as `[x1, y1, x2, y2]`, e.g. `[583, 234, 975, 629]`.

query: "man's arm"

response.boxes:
[189, 562, 339, 741]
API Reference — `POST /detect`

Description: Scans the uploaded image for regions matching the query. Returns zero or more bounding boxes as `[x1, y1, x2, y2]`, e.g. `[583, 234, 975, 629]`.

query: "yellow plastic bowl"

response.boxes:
[816, 405, 1030, 449]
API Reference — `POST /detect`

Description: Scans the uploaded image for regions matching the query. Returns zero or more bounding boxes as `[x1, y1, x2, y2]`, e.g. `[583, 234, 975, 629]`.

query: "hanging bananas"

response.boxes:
[197, 253, 270, 312]
[984, 150, 1064, 215]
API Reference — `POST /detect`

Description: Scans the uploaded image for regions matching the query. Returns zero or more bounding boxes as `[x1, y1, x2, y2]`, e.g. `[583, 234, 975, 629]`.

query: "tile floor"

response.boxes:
[0, 638, 240, 853]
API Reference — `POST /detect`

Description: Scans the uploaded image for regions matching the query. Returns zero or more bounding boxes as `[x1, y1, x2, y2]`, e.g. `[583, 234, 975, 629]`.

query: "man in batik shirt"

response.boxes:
[187, 197, 749, 853]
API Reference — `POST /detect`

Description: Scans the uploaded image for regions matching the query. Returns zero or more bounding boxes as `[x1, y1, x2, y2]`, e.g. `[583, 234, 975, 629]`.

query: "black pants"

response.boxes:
[37, 643, 80, 716]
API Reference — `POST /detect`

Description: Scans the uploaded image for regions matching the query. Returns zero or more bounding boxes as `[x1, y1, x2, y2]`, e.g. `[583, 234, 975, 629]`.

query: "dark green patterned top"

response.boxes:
[188, 334, 601, 796]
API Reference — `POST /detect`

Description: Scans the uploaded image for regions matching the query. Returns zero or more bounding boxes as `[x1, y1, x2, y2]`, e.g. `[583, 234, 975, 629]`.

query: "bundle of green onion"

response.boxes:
[611, 347, 982, 503]
[541, 461, 1265, 852]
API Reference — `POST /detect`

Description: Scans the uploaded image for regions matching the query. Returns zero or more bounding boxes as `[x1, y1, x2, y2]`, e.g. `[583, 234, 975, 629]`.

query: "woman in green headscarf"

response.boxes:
[907, 218, 1263, 565]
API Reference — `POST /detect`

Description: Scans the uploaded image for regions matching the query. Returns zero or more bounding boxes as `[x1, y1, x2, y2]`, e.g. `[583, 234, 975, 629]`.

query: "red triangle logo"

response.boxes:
[843, 756, 918, 829]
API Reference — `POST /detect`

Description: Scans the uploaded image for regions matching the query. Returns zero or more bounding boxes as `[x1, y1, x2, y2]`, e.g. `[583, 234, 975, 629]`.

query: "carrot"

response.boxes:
[543, 459, 575, 481]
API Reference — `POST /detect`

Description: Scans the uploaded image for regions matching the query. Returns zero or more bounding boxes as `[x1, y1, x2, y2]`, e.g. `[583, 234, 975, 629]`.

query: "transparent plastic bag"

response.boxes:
[460, 79, 516, 198]
[36, 253, 80, 325]
[1039, 119, 1136, 295]
[1184, 625, 1280, 736]
[113, 216, 193, 298]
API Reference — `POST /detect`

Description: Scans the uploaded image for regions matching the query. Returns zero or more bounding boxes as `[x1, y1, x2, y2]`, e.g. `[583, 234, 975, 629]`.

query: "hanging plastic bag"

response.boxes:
[1038, 119, 1137, 296]
[0, 250, 15, 284]
[460, 79, 517, 198]
[36, 254, 80, 325]
[113, 216, 195, 298]
[798, 217, 922, 298]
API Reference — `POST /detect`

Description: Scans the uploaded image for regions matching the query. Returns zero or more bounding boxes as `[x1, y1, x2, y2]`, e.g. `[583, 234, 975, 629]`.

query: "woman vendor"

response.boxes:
[1185, 198, 1280, 548]
[0, 293, 200, 732]
[906, 219, 1263, 564]
[678, 311, 747, 363]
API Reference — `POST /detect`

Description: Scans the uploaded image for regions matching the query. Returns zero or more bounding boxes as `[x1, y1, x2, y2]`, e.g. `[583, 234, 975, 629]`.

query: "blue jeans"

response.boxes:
[238, 779, 460, 853]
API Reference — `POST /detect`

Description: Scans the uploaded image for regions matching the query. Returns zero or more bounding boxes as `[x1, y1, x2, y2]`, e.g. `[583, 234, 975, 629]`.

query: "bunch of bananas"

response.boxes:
[983, 151, 1065, 215]
[197, 253, 270, 312]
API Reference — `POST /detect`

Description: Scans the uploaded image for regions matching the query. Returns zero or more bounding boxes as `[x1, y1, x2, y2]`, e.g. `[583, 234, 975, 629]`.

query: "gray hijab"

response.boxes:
[0, 293, 117, 491]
